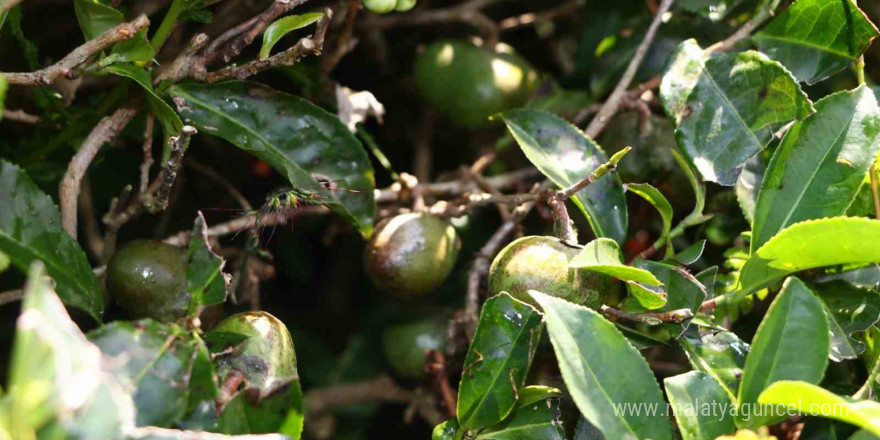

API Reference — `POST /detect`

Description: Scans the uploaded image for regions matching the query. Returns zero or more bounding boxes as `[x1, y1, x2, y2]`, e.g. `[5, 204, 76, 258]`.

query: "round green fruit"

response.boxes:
[382, 315, 447, 381]
[414, 40, 540, 128]
[395, 0, 416, 11]
[363, 0, 396, 13]
[364, 213, 461, 298]
[106, 240, 189, 322]
[210, 311, 297, 391]
[488, 236, 609, 309]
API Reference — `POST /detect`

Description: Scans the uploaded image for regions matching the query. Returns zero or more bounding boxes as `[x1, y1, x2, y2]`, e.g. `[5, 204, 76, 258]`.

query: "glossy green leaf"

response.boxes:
[474, 398, 566, 440]
[102, 63, 183, 145]
[759, 381, 880, 436]
[88, 320, 204, 427]
[501, 109, 628, 243]
[659, 39, 814, 185]
[187, 212, 229, 313]
[569, 238, 662, 286]
[739, 217, 880, 297]
[735, 155, 764, 225]
[818, 264, 880, 291]
[736, 277, 829, 428]
[169, 81, 375, 236]
[812, 281, 880, 362]
[673, 240, 706, 266]
[2, 263, 134, 440]
[259, 13, 324, 60]
[680, 328, 749, 402]
[433, 419, 461, 440]
[531, 290, 673, 440]
[754, 0, 879, 84]
[215, 377, 303, 438]
[73, 0, 153, 64]
[514, 386, 562, 409]
[457, 293, 543, 430]
[0, 161, 103, 320]
[664, 371, 736, 440]
[751, 85, 880, 251]
[627, 183, 674, 256]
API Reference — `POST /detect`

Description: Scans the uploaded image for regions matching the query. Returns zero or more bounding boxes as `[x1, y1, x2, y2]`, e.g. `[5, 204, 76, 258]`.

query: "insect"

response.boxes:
[222, 181, 357, 247]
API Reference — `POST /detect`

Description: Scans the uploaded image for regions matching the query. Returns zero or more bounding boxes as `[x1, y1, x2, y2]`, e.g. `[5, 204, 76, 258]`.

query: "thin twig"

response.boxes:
[2, 109, 42, 124]
[163, 205, 330, 246]
[60, 104, 139, 238]
[375, 168, 540, 203]
[499, 1, 582, 31]
[0, 289, 24, 306]
[143, 126, 197, 213]
[2, 15, 150, 86]
[321, 0, 361, 74]
[584, 0, 673, 139]
[186, 160, 253, 211]
[197, 10, 332, 83]
[139, 114, 155, 195]
[203, 0, 312, 65]
[366, 0, 502, 46]
[305, 375, 414, 417]
[600, 305, 694, 325]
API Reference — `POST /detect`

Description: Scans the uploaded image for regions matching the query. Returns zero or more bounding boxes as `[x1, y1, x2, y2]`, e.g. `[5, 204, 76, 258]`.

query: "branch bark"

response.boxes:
[2, 15, 150, 86]
[60, 104, 139, 238]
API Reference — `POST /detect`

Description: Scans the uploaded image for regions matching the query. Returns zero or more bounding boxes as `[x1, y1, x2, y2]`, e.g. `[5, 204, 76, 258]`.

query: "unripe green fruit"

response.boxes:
[209, 311, 297, 391]
[364, 213, 461, 298]
[488, 236, 608, 309]
[364, 0, 396, 13]
[415, 40, 540, 128]
[395, 0, 416, 11]
[106, 240, 189, 322]
[382, 315, 447, 381]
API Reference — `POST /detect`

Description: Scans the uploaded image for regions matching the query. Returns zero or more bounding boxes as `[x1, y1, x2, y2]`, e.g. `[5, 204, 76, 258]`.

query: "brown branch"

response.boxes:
[162, 205, 330, 246]
[139, 114, 155, 195]
[305, 376, 414, 417]
[203, 0, 312, 65]
[143, 126, 196, 213]
[197, 10, 332, 83]
[321, 0, 361, 75]
[375, 168, 541, 204]
[2, 109, 42, 124]
[60, 104, 138, 238]
[0, 289, 24, 306]
[600, 305, 694, 325]
[584, 0, 673, 139]
[499, 1, 582, 31]
[2, 15, 150, 86]
[366, 0, 502, 46]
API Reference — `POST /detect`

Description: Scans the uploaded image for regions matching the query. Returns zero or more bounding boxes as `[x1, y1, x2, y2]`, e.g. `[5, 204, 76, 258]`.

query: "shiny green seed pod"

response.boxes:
[106, 240, 190, 322]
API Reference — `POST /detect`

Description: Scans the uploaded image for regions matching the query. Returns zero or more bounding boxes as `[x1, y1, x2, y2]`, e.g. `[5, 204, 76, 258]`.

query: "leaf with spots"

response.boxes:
[660, 39, 814, 186]
[457, 292, 544, 430]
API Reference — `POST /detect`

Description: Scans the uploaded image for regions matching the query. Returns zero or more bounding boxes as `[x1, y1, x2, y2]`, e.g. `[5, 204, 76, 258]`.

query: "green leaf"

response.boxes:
[569, 238, 662, 286]
[659, 39, 814, 185]
[88, 320, 205, 427]
[0, 161, 103, 320]
[186, 212, 229, 313]
[679, 328, 749, 402]
[751, 85, 880, 251]
[102, 63, 183, 146]
[753, 0, 879, 84]
[673, 240, 706, 266]
[627, 183, 674, 256]
[812, 281, 880, 362]
[759, 381, 880, 437]
[501, 109, 628, 243]
[215, 378, 303, 438]
[514, 386, 562, 409]
[818, 264, 880, 290]
[259, 13, 324, 60]
[474, 398, 566, 440]
[457, 293, 543, 430]
[2, 263, 133, 440]
[531, 290, 673, 440]
[0, 73, 7, 121]
[664, 371, 736, 440]
[73, 0, 153, 64]
[739, 217, 880, 297]
[433, 419, 461, 440]
[169, 81, 375, 237]
[735, 155, 764, 225]
[736, 277, 829, 428]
